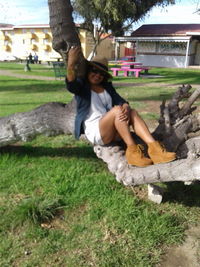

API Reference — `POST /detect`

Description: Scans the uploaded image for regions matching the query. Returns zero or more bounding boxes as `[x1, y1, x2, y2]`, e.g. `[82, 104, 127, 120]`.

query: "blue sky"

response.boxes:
[0, 0, 199, 29]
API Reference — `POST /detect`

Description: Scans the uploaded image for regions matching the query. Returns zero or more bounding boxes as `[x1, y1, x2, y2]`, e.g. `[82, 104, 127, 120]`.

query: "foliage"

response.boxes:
[71, 0, 175, 58]
[72, 0, 175, 36]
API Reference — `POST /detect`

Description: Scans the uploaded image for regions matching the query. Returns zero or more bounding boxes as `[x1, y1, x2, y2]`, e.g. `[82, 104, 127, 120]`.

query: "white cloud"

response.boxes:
[133, 0, 200, 30]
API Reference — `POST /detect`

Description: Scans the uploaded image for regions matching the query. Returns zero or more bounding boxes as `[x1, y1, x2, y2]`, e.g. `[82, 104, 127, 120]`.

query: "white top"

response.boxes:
[83, 90, 112, 145]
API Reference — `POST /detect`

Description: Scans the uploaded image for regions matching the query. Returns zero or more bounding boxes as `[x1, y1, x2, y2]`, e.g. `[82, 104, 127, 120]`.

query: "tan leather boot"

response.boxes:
[148, 141, 176, 164]
[125, 145, 153, 167]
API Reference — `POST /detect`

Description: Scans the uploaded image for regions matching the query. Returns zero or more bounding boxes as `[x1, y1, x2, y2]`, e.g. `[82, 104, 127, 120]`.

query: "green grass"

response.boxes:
[0, 61, 57, 77]
[0, 65, 200, 266]
[0, 76, 71, 116]
[109, 66, 200, 85]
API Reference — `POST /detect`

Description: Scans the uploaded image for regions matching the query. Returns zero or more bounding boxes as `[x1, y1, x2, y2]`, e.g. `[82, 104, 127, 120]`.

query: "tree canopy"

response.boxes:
[72, 0, 176, 36]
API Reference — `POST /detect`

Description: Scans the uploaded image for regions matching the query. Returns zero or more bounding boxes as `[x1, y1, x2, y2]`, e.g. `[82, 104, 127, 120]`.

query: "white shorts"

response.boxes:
[84, 118, 104, 145]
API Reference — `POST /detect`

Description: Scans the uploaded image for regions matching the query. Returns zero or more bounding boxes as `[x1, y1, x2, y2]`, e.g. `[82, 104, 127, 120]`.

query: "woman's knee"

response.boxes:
[110, 106, 123, 119]
[130, 108, 139, 117]
[111, 105, 122, 113]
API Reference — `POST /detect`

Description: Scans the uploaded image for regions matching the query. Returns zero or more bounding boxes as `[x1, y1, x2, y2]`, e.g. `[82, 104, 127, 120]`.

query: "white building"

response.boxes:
[115, 24, 200, 68]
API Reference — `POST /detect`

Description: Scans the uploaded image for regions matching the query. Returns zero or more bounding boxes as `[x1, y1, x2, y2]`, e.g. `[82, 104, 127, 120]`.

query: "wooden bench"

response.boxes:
[110, 67, 149, 78]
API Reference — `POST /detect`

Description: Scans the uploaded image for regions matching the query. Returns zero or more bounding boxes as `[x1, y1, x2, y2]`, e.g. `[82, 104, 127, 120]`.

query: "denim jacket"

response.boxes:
[65, 77, 127, 139]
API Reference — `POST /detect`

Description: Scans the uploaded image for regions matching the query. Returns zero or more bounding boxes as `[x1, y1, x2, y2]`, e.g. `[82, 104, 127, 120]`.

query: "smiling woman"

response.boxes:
[65, 46, 176, 167]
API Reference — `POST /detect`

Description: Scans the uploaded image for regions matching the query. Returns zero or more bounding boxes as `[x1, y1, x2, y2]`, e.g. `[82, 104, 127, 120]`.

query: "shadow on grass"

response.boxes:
[128, 93, 174, 101]
[0, 62, 52, 71]
[163, 181, 200, 207]
[0, 102, 51, 106]
[0, 79, 65, 93]
[0, 144, 95, 159]
[112, 68, 200, 84]
[153, 69, 200, 84]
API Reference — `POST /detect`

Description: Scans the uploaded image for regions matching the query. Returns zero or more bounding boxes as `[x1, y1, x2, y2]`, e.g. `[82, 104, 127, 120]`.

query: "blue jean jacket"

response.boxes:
[65, 77, 127, 139]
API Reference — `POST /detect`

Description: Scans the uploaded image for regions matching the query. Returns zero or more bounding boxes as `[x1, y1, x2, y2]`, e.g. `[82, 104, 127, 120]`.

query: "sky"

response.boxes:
[0, 0, 199, 30]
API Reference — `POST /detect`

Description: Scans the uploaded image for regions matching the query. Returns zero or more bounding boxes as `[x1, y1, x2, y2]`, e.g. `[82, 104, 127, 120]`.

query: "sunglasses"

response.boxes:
[90, 67, 105, 76]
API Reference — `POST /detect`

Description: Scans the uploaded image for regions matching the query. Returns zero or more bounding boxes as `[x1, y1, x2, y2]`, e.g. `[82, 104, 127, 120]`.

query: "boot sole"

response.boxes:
[127, 162, 153, 167]
[153, 158, 176, 164]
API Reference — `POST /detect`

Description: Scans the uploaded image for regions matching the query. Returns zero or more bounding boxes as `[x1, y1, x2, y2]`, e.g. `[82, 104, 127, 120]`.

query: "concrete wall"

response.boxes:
[136, 54, 187, 68]
[96, 38, 114, 59]
[135, 41, 190, 68]
[194, 42, 200, 65]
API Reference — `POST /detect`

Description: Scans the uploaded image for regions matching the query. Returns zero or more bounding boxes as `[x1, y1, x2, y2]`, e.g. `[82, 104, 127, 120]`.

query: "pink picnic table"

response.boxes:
[121, 62, 142, 67]
[110, 61, 150, 77]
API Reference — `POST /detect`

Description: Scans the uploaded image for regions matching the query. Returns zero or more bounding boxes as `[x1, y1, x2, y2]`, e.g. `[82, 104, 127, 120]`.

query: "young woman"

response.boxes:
[65, 47, 176, 167]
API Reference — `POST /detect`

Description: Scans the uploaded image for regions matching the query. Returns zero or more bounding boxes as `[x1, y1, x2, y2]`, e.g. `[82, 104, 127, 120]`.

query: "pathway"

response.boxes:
[0, 69, 56, 81]
[0, 70, 199, 90]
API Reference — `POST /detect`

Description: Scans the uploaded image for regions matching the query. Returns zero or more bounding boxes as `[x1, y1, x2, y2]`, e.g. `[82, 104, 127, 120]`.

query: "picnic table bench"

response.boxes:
[110, 67, 149, 78]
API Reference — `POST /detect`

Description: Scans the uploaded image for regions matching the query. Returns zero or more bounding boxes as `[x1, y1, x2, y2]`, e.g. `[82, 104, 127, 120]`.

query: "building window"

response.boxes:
[31, 39, 36, 44]
[22, 29, 26, 34]
[158, 42, 187, 53]
[43, 38, 49, 44]
[137, 42, 156, 53]
[30, 29, 35, 34]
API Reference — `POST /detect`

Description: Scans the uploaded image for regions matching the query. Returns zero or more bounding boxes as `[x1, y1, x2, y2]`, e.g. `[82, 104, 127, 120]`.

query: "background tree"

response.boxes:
[71, 0, 176, 58]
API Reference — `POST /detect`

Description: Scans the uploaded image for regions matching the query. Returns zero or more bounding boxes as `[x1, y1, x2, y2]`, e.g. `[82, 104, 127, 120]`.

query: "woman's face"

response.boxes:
[88, 67, 105, 85]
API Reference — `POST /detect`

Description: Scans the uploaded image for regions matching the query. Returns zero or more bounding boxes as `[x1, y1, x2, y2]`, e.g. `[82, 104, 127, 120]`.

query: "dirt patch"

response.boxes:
[157, 226, 200, 267]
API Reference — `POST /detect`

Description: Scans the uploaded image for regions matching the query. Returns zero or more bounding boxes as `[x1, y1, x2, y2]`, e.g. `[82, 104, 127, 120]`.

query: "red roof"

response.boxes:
[132, 24, 200, 37]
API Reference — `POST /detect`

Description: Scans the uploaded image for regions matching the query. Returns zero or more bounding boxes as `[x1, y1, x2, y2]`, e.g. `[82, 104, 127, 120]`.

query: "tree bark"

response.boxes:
[0, 100, 76, 147]
[48, 0, 87, 77]
[48, 0, 80, 55]
[0, 85, 200, 186]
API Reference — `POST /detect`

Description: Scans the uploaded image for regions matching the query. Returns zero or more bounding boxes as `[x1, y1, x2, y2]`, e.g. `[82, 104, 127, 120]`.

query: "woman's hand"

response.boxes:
[116, 104, 131, 122]
[67, 46, 82, 81]
[121, 103, 131, 122]
[67, 46, 82, 67]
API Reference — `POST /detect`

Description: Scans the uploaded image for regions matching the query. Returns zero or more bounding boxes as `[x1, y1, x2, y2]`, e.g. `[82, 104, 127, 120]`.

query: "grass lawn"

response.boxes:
[0, 64, 200, 266]
[0, 61, 56, 77]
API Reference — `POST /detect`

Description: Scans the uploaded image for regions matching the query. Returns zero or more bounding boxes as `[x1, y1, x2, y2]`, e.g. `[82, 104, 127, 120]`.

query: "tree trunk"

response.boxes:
[1, 85, 200, 187]
[48, 0, 80, 56]
[48, 0, 87, 76]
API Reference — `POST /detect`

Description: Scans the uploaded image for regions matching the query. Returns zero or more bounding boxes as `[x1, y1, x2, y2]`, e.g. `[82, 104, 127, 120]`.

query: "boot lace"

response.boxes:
[159, 142, 167, 152]
[137, 144, 145, 155]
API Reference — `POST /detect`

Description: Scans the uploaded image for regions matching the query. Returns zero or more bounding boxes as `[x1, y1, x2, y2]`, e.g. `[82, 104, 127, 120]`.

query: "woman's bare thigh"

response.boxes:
[99, 107, 120, 144]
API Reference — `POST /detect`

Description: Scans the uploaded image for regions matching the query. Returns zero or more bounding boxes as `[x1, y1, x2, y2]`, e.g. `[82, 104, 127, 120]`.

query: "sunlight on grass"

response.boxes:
[0, 66, 200, 266]
[0, 76, 72, 116]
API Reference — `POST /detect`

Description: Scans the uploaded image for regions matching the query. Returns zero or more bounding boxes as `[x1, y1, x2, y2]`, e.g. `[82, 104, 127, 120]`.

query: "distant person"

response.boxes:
[34, 53, 39, 64]
[28, 53, 33, 64]
[24, 58, 31, 72]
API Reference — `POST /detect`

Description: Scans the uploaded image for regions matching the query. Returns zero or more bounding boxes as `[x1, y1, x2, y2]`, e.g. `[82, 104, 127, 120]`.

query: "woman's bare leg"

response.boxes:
[99, 106, 136, 145]
[129, 109, 155, 143]
[99, 106, 153, 166]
